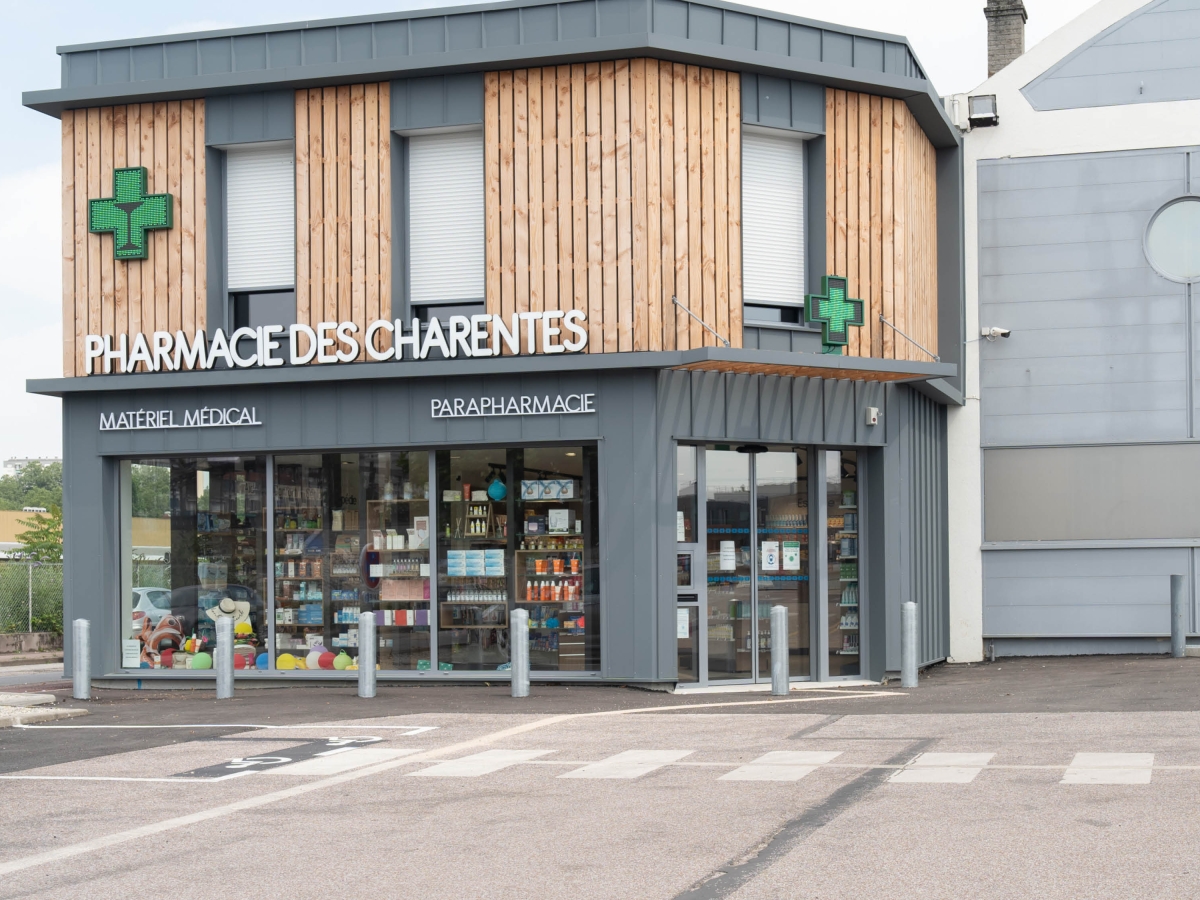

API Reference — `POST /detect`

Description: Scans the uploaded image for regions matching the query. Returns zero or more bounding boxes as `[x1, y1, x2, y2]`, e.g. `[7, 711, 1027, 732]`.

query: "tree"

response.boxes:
[0, 461, 63, 511]
[130, 464, 171, 518]
[16, 505, 63, 563]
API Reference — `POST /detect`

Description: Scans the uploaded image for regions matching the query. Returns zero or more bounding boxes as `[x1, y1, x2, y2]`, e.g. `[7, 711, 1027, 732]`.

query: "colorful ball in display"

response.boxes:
[317, 652, 335, 670]
[191, 652, 213, 670]
[160, 649, 174, 668]
[306, 651, 322, 670]
[256, 653, 269, 670]
[234, 621, 253, 636]
[233, 654, 246, 669]
[333, 651, 352, 670]
[276, 653, 297, 670]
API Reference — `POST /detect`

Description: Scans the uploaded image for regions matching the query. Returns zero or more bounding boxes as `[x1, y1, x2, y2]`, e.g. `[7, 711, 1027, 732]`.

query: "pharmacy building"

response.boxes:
[26, 0, 964, 688]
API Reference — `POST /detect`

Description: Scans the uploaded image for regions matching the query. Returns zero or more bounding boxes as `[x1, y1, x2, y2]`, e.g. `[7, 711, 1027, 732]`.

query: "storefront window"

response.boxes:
[122, 457, 267, 670]
[436, 445, 600, 673]
[273, 453, 431, 671]
[827, 450, 859, 677]
[756, 451, 810, 679]
[677, 445, 697, 543]
[706, 449, 752, 681]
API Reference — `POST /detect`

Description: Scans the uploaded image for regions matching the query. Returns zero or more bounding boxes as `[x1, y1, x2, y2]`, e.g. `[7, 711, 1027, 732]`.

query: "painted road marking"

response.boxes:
[15, 723, 439, 734]
[890, 752, 996, 784]
[559, 749, 693, 779]
[1061, 753, 1154, 785]
[267, 747, 420, 775]
[409, 748, 555, 777]
[0, 691, 894, 878]
[720, 750, 843, 782]
[173, 737, 386, 779]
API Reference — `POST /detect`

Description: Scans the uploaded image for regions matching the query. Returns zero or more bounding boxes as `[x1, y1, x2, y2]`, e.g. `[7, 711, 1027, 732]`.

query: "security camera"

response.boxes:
[982, 327, 1011, 341]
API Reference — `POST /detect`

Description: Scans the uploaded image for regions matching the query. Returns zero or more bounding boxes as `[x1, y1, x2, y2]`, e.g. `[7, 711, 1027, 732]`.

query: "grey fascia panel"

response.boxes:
[205, 91, 296, 145]
[29, 0, 956, 148]
[28, 347, 957, 398]
[392, 73, 485, 131]
[741, 71, 824, 134]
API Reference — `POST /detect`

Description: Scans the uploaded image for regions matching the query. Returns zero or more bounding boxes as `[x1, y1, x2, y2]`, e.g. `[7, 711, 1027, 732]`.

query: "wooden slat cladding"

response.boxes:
[61, 100, 205, 375]
[485, 60, 742, 352]
[826, 88, 938, 362]
[294, 84, 391, 358]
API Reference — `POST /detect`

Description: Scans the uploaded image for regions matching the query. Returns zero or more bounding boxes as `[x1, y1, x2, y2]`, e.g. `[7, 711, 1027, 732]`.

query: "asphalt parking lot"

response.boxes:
[2, 656, 1200, 899]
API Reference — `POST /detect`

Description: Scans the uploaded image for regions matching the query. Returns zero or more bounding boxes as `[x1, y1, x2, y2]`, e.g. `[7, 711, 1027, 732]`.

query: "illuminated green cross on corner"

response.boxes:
[88, 167, 173, 261]
[804, 275, 865, 355]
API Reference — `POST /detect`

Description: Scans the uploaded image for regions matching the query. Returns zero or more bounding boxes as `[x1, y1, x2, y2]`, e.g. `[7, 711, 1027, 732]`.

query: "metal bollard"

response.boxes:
[901, 601, 918, 688]
[511, 608, 530, 698]
[1171, 574, 1187, 659]
[72, 618, 90, 701]
[358, 612, 377, 698]
[770, 605, 789, 696]
[215, 616, 234, 699]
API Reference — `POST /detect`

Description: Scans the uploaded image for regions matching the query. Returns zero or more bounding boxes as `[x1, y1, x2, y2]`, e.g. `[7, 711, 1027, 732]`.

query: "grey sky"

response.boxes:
[0, 0, 1095, 461]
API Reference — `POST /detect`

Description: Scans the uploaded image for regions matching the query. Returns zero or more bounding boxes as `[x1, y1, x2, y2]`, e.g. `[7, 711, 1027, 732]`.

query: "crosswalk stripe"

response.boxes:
[1061, 753, 1154, 785]
[559, 750, 693, 779]
[408, 749, 554, 777]
[720, 750, 843, 782]
[890, 752, 995, 784]
[265, 748, 421, 776]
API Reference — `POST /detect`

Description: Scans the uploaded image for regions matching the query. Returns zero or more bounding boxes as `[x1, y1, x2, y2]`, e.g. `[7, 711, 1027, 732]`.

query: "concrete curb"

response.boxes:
[0, 707, 88, 727]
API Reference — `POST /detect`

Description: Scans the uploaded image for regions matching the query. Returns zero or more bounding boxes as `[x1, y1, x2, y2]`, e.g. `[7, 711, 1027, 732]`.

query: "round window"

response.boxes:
[1146, 197, 1200, 281]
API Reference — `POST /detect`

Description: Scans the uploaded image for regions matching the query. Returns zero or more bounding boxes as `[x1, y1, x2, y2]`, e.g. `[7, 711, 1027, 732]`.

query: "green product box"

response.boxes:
[417, 659, 431, 670]
[438, 662, 453, 671]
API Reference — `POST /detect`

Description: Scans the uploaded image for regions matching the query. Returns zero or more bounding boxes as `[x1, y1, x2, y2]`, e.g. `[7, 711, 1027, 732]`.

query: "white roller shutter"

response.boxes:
[226, 144, 295, 291]
[742, 130, 805, 306]
[408, 130, 485, 304]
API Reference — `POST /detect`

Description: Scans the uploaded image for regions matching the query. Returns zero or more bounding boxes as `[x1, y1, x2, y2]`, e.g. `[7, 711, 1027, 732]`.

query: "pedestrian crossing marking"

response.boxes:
[720, 750, 843, 782]
[266, 747, 421, 776]
[890, 752, 995, 784]
[559, 749, 693, 779]
[409, 749, 555, 777]
[1061, 753, 1154, 785]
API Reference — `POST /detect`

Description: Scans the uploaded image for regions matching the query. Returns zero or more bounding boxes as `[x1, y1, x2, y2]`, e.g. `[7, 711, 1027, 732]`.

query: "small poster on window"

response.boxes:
[122, 640, 141, 668]
[760, 541, 780, 572]
[677, 608, 691, 640]
[719, 541, 737, 572]
[782, 541, 802, 571]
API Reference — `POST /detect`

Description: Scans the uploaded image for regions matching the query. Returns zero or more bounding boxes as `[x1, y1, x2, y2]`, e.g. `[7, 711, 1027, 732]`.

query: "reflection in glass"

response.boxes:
[827, 450, 860, 677]
[755, 451, 810, 679]
[677, 602, 699, 682]
[677, 445, 698, 543]
[706, 449, 752, 681]
[124, 457, 266, 670]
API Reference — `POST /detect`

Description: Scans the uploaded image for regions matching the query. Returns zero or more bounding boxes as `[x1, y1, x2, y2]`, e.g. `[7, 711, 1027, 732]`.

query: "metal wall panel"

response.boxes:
[985, 444, 1200, 541]
[391, 74, 484, 131]
[1023, 0, 1200, 110]
[978, 148, 1191, 446]
[824, 379, 856, 444]
[725, 374, 760, 440]
[758, 375, 792, 443]
[740, 73, 825, 134]
[983, 548, 1187, 637]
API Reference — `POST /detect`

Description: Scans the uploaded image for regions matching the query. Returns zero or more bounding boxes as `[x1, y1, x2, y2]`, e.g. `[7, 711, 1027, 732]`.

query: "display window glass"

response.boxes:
[273, 452, 431, 672]
[826, 450, 859, 677]
[705, 449, 752, 681]
[121, 457, 267, 670]
[677, 445, 698, 543]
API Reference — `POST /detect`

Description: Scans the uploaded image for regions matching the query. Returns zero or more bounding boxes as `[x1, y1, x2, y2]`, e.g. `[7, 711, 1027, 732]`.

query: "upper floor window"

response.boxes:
[408, 130, 484, 305]
[742, 129, 805, 308]
[226, 143, 295, 292]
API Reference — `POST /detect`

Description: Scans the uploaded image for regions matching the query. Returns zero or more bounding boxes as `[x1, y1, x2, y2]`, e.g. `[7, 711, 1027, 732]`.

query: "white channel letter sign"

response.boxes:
[82, 310, 588, 375]
[99, 407, 262, 432]
[430, 393, 596, 419]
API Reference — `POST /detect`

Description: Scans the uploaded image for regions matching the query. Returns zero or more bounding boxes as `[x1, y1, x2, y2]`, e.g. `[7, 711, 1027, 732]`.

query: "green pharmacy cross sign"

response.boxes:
[805, 275, 864, 354]
[88, 167, 173, 260]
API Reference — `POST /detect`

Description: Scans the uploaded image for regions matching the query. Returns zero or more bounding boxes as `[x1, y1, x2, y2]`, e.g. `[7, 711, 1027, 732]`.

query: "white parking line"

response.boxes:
[266, 747, 421, 775]
[409, 749, 555, 777]
[890, 752, 995, 784]
[559, 749, 693, 779]
[720, 750, 843, 782]
[1061, 753, 1154, 785]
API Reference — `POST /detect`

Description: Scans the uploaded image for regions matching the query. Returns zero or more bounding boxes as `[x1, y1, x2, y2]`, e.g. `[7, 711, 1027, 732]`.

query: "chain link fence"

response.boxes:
[0, 562, 64, 634]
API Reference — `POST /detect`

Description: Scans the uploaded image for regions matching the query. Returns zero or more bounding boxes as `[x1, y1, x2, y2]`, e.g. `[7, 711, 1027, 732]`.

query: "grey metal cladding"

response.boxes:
[205, 91, 296, 145]
[1023, 0, 1200, 111]
[978, 148, 1191, 446]
[823, 378, 856, 444]
[983, 548, 1184, 638]
[984, 444, 1200, 542]
[740, 72, 824, 134]
[392, 73, 485, 131]
[38, 0, 955, 148]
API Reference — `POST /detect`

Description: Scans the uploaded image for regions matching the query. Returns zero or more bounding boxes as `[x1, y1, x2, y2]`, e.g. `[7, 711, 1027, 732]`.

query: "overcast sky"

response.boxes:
[0, 0, 1096, 463]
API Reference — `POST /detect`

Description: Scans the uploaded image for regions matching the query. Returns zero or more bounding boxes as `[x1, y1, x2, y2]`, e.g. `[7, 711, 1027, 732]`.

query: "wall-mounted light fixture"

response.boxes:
[968, 94, 999, 127]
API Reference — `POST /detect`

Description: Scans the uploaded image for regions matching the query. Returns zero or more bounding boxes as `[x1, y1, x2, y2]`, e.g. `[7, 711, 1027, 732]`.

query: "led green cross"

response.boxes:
[804, 275, 864, 355]
[88, 167, 173, 261]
